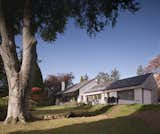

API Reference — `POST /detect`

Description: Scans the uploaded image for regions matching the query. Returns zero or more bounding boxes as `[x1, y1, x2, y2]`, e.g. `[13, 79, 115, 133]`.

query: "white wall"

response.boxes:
[143, 74, 158, 103]
[101, 93, 106, 104]
[109, 91, 117, 97]
[118, 99, 136, 104]
[79, 79, 97, 95]
[82, 91, 103, 104]
[78, 79, 97, 103]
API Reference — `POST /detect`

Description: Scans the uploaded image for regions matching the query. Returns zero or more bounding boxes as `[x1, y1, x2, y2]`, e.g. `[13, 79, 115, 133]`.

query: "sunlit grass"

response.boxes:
[34, 104, 78, 111]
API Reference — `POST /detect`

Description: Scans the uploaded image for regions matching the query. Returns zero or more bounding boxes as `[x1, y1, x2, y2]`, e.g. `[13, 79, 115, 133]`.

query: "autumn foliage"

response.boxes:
[145, 55, 160, 73]
[44, 73, 74, 94]
[31, 87, 47, 101]
[145, 55, 160, 98]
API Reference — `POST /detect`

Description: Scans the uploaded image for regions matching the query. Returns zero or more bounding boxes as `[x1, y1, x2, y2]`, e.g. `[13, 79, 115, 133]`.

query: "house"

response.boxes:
[56, 73, 158, 105]
[82, 73, 158, 105]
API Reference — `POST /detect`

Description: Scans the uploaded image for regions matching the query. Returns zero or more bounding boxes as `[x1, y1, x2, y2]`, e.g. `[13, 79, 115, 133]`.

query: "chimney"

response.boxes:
[61, 81, 65, 91]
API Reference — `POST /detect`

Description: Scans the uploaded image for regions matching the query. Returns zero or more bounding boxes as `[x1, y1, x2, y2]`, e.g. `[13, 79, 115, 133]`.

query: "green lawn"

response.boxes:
[0, 104, 160, 134]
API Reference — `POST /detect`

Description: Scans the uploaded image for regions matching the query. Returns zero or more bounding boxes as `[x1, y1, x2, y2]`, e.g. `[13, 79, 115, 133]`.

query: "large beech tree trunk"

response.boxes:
[0, 0, 36, 124]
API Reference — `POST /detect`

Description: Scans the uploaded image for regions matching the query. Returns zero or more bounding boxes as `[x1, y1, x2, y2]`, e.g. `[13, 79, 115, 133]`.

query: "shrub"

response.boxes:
[0, 97, 8, 121]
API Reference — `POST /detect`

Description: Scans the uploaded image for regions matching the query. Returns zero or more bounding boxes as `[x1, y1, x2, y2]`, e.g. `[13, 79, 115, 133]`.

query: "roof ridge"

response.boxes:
[114, 73, 152, 82]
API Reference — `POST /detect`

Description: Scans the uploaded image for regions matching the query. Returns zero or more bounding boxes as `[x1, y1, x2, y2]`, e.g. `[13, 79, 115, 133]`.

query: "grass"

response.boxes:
[0, 97, 8, 107]
[1, 104, 160, 134]
[34, 103, 79, 111]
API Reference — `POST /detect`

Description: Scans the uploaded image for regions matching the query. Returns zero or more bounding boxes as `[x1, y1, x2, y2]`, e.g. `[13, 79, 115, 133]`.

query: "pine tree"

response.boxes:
[137, 65, 144, 75]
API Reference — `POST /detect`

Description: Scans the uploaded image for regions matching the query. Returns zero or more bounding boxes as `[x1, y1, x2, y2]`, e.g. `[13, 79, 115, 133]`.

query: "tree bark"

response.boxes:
[0, 0, 37, 124]
[21, 0, 37, 121]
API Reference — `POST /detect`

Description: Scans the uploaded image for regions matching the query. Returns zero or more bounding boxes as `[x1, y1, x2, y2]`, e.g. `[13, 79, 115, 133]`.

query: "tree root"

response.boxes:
[18, 114, 26, 124]
[3, 117, 12, 125]
[3, 115, 26, 125]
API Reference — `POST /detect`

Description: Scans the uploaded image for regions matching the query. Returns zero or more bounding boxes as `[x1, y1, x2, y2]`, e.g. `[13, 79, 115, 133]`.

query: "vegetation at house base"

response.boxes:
[0, 0, 139, 124]
[0, 97, 7, 121]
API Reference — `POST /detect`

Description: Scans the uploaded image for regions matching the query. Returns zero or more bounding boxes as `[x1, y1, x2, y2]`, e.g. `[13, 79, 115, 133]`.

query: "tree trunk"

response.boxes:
[2, 42, 37, 124]
[1, 39, 37, 124]
[0, 0, 37, 124]
[4, 74, 26, 124]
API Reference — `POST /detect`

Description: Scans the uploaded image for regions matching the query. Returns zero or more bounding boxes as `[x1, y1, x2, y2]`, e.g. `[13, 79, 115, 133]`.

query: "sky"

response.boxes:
[30, 0, 160, 83]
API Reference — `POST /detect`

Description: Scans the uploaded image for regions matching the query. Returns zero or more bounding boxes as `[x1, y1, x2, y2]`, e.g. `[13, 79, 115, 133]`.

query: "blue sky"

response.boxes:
[34, 0, 160, 83]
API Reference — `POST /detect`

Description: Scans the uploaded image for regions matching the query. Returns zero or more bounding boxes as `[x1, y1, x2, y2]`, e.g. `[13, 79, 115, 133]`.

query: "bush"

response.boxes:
[0, 96, 8, 121]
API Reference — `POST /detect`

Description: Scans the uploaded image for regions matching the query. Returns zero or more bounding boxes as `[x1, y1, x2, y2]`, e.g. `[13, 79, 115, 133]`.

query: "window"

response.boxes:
[87, 94, 101, 101]
[117, 90, 134, 100]
[81, 96, 83, 101]
[95, 94, 101, 100]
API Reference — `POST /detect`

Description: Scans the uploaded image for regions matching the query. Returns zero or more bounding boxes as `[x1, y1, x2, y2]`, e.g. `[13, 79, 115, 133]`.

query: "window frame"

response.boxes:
[117, 89, 134, 100]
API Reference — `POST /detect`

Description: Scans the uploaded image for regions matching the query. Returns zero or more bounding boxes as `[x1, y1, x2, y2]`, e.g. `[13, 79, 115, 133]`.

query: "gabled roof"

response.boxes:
[64, 79, 95, 94]
[85, 82, 112, 93]
[106, 73, 152, 90]
[85, 73, 152, 93]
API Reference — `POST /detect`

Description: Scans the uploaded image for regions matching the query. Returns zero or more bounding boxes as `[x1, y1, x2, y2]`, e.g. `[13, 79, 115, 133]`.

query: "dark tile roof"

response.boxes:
[84, 73, 152, 93]
[106, 73, 152, 90]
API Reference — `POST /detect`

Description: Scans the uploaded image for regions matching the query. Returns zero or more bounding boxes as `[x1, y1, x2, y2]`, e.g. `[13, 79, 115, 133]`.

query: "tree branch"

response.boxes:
[21, 0, 37, 84]
[0, 0, 20, 73]
[0, 0, 8, 41]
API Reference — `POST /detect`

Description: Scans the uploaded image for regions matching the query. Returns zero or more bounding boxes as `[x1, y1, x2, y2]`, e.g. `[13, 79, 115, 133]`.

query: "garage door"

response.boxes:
[143, 90, 151, 104]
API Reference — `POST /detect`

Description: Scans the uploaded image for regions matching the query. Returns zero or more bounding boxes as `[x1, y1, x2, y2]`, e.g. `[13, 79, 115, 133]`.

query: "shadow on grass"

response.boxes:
[31, 105, 112, 119]
[67, 105, 113, 117]
[9, 116, 157, 134]
[137, 104, 160, 111]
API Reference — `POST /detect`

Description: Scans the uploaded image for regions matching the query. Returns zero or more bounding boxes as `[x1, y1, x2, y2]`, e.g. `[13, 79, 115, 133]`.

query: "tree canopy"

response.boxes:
[110, 68, 120, 81]
[0, 0, 139, 42]
[44, 73, 74, 95]
[31, 62, 44, 89]
[97, 72, 110, 84]
[97, 68, 120, 83]
[136, 65, 145, 75]
[145, 55, 160, 73]
[80, 74, 89, 82]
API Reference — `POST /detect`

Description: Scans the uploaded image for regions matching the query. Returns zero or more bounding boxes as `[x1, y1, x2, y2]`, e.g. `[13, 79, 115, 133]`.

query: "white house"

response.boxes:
[82, 73, 158, 105]
[61, 73, 158, 105]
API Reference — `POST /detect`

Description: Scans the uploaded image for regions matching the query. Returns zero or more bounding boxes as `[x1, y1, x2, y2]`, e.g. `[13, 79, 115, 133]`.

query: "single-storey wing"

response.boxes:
[82, 73, 158, 105]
